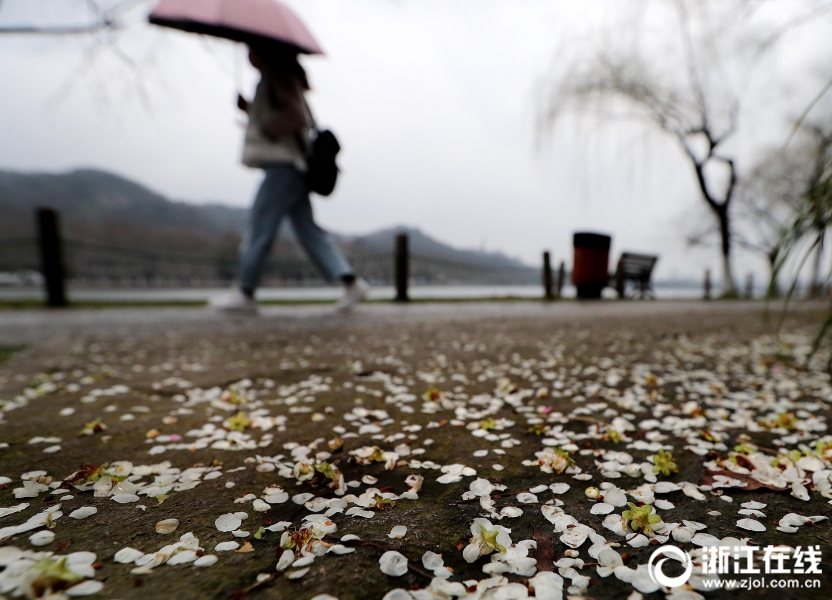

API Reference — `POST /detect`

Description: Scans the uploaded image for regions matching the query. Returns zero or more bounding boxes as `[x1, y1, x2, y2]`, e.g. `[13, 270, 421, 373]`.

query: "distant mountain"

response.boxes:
[0, 169, 245, 254]
[0, 168, 536, 284]
[348, 226, 530, 270]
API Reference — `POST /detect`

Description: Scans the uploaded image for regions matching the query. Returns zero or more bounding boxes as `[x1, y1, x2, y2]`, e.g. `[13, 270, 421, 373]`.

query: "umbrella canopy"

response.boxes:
[149, 0, 324, 55]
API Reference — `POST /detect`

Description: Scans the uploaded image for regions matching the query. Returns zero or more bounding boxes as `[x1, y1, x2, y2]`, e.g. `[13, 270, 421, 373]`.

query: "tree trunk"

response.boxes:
[809, 234, 824, 298]
[716, 205, 737, 296]
[767, 250, 781, 298]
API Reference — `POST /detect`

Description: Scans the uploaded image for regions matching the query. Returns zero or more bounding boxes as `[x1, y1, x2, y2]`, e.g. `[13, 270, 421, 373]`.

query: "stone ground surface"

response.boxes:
[1, 300, 831, 600]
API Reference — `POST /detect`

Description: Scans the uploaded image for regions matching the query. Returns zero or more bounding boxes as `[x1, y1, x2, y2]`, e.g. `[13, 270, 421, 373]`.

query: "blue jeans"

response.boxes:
[238, 164, 353, 292]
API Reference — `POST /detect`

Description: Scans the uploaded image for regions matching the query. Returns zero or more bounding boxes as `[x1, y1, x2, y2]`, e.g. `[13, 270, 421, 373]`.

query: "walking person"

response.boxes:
[211, 45, 368, 314]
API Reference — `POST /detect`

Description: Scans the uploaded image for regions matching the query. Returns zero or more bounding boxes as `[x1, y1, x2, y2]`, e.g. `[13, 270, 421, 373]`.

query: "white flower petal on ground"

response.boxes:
[741, 501, 767, 510]
[388, 525, 407, 539]
[422, 551, 444, 571]
[383, 590, 412, 600]
[627, 534, 649, 548]
[653, 482, 681, 494]
[305, 498, 329, 513]
[65, 580, 104, 596]
[345, 507, 374, 519]
[215, 541, 240, 552]
[167, 550, 198, 565]
[473, 450, 488, 457]
[276, 550, 295, 570]
[560, 527, 588, 548]
[604, 488, 627, 507]
[0, 503, 29, 518]
[293, 493, 315, 504]
[691, 533, 721, 547]
[655, 499, 675, 510]
[530, 485, 548, 494]
[491, 464, 504, 471]
[529, 572, 565, 599]
[112, 493, 140, 504]
[779, 513, 828, 528]
[516, 492, 538, 504]
[328, 545, 355, 554]
[541, 505, 563, 524]
[591, 503, 615, 515]
[155, 519, 179, 534]
[252, 499, 270, 512]
[549, 483, 570, 495]
[286, 568, 309, 579]
[598, 548, 624, 568]
[115, 548, 144, 563]
[791, 483, 810, 501]
[362, 475, 378, 485]
[736, 519, 765, 532]
[69, 507, 97, 520]
[215, 514, 242, 532]
[603, 514, 628, 536]
[29, 530, 55, 546]
[194, 555, 218, 567]
[671, 526, 695, 544]
[379, 550, 408, 576]
[632, 571, 660, 594]
[470, 479, 494, 497]
[797, 456, 824, 471]
[500, 506, 523, 518]
[292, 555, 315, 568]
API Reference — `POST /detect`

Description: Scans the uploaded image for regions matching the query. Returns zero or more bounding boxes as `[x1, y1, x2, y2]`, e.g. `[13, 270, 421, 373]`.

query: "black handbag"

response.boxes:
[305, 128, 340, 196]
[298, 98, 340, 197]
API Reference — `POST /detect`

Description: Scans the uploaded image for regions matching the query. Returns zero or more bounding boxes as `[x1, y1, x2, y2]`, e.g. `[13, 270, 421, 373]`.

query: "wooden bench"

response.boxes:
[613, 253, 658, 299]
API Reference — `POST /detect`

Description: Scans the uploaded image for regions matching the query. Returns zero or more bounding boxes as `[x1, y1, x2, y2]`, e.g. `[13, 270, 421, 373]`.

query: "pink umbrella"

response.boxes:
[149, 0, 323, 55]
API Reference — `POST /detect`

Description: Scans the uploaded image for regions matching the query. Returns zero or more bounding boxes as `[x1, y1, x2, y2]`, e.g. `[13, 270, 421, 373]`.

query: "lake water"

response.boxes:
[0, 284, 714, 302]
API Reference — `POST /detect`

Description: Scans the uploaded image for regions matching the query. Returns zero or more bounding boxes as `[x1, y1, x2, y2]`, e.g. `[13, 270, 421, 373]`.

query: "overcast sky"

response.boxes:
[2, 0, 832, 281]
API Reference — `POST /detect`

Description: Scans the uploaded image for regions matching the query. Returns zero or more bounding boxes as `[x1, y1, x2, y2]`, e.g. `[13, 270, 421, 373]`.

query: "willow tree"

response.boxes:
[0, 0, 136, 35]
[540, 0, 829, 296]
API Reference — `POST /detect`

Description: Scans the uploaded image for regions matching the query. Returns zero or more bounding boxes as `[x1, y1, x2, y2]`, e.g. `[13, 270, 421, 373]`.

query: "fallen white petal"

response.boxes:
[194, 555, 218, 567]
[736, 519, 765, 532]
[215, 541, 240, 552]
[65, 580, 104, 596]
[379, 550, 408, 576]
[388, 525, 407, 539]
[215, 513, 242, 532]
[69, 507, 97, 520]
[114, 548, 144, 563]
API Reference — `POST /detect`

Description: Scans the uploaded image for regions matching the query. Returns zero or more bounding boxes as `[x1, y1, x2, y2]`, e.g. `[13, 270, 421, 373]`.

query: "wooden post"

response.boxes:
[542, 251, 553, 300]
[745, 273, 754, 299]
[37, 208, 67, 307]
[394, 233, 409, 302]
[556, 261, 565, 299]
[703, 269, 711, 300]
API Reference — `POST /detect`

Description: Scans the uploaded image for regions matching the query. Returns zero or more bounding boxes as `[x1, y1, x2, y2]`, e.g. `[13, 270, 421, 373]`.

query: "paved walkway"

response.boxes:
[0, 300, 811, 345]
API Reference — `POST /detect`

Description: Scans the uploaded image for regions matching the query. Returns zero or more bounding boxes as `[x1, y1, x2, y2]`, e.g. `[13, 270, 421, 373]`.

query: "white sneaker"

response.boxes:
[209, 289, 258, 315]
[334, 278, 369, 312]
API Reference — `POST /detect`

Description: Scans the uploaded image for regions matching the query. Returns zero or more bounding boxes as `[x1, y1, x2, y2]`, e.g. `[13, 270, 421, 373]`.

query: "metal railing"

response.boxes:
[1, 209, 552, 306]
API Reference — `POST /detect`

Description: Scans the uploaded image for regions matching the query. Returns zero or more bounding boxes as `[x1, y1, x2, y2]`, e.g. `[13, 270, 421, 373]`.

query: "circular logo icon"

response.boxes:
[648, 545, 693, 588]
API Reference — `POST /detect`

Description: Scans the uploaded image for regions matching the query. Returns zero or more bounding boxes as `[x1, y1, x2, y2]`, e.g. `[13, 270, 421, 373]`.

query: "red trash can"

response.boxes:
[572, 232, 611, 299]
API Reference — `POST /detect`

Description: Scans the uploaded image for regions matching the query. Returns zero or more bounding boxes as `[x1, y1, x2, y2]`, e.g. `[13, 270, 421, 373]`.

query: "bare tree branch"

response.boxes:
[0, 0, 145, 35]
